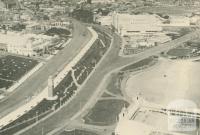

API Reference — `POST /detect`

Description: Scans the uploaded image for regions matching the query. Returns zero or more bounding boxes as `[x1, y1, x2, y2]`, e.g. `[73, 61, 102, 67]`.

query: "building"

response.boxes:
[20, 13, 32, 21]
[2, 0, 17, 9]
[190, 15, 200, 25]
[26, 20, 71, 31]
[53, 6, 68, 14]
[0, 7, 8, 12]
[91, 0, 115, 4]
[96, 15, 112, 26]
[112, 12, 163, 36]
[0, 1, 5, 8]
[167, 16, 190, 26]
[0, 32, 56, 56]
[110, 12, 171, 51]
[124, 32, 171, 47]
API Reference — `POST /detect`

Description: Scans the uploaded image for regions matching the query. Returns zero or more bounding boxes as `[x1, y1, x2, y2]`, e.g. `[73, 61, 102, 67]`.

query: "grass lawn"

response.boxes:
[45, 28, 71, 38]
[106, 57, 156, 97]
[167, 48, 192, 57]
[83, 99, 129, 126]
[106, 73, 123, 96]
[59, 129, 98, 135]
[101, 92, 114, 98]
[0, 55, 38, 89]
[195, 59, 200, 62]
[0, 55, 38, 81]
[0, 79, 13, 89]
[121, 57, 155, 72]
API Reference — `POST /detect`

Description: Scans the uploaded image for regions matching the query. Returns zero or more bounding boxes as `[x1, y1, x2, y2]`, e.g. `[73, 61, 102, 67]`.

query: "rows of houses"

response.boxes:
[26, 20, 71, 31]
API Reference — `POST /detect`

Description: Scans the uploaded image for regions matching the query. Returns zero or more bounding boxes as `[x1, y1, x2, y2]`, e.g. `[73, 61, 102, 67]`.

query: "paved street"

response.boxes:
[0, 20, 92, 118]
[18, 24, 200, 135]
[62, 120, 116, 135]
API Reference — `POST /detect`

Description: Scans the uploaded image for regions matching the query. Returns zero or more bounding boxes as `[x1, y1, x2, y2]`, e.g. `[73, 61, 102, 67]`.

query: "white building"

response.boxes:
[96, 15, 112, 26]
[112, 12, 163, 36]
[0, 7, 8, 12]
[124, 32, 171, 48]
[0, 32, 56, 56]
[20, 13, 32, 21]
[26, 20, 71, 31]
[91, 0, 115, 4]
[190, 15, 200, 25]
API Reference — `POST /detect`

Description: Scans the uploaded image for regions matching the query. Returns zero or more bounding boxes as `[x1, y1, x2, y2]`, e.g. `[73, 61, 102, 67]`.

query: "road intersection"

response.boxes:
[18, 24, 200, 135]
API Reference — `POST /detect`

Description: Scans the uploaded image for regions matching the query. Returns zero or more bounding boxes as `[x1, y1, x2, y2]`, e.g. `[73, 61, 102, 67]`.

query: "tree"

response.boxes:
[11, 23, 26, 31]
[72, 9, 94, 23]
[43, 15, 49, 20]
[87, 0, 92, 4]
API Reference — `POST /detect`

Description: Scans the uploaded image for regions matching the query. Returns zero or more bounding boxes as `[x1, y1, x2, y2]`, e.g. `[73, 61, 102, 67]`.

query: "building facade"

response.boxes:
[91, 0, 115, 4]
[112, 12, 163, 36]
[0, 32, 55, 56]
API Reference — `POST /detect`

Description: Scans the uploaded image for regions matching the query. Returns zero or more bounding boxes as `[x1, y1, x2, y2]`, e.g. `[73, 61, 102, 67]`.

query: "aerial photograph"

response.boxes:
[0, 0, 200, 135]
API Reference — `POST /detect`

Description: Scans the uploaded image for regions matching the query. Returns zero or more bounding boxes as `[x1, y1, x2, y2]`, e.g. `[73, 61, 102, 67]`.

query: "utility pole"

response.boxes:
[60, 97, 62, 107]
[42, 127, 44, 135]
[36, 111, 39, 122]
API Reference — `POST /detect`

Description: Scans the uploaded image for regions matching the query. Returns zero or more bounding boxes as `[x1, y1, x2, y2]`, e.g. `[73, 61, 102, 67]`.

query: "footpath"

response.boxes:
[0, 27, 98, 130]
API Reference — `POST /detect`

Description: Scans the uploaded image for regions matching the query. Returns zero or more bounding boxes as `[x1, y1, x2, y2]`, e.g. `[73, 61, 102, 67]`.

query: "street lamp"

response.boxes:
[60, 97, 63, 107]
[36, 111, 39, 122]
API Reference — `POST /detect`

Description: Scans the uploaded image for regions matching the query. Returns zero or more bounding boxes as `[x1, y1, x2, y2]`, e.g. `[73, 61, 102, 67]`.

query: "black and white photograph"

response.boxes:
[0, 0, 200, 135]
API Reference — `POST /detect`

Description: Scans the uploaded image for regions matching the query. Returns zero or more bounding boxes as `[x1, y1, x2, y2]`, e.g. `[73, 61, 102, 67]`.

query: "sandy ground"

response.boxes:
[134, 111, 168, 130]
[125, 58, 200, 133]
[125, 58, 200, 107]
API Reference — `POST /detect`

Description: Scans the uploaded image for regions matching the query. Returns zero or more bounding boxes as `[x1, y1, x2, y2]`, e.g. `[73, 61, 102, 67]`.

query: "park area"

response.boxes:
[0, 55, 38, 89]
[59, 129, 98, 135]
[167, 38, 200, 58]
[167, 47, 192, 57]
[83, 57, 157, 126]
[83, 99, 129, 126]
[120, 56, 156, 72]
[0, 28, 112, 134]
[45, 28, 71, 38]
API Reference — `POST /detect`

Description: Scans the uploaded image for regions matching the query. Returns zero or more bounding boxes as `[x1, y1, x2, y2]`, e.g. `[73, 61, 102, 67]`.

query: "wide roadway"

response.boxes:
[0, 20, 92, 117]
[19, 24, 200, 135]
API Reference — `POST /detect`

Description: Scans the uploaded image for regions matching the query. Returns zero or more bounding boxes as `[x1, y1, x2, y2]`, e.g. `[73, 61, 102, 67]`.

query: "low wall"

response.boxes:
[0, 27, 98, 129]
[7, 62, 44, 93]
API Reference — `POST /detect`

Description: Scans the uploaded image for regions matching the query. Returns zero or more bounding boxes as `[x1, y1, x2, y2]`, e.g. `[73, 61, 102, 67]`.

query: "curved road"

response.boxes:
[17, 24, 200, 135]
[0, 20, 92, 118]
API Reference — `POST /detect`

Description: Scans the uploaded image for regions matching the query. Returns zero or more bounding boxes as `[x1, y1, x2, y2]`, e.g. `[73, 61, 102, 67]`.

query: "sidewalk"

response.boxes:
[7, 62, 44, 93]
[0, 27, 98, 130]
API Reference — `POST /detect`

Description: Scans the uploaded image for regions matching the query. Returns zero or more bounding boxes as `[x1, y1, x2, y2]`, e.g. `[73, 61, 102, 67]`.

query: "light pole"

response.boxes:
[36, 111, 39, 122]
[42, 127, 44, 135]
[60, 97, 63, 107]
